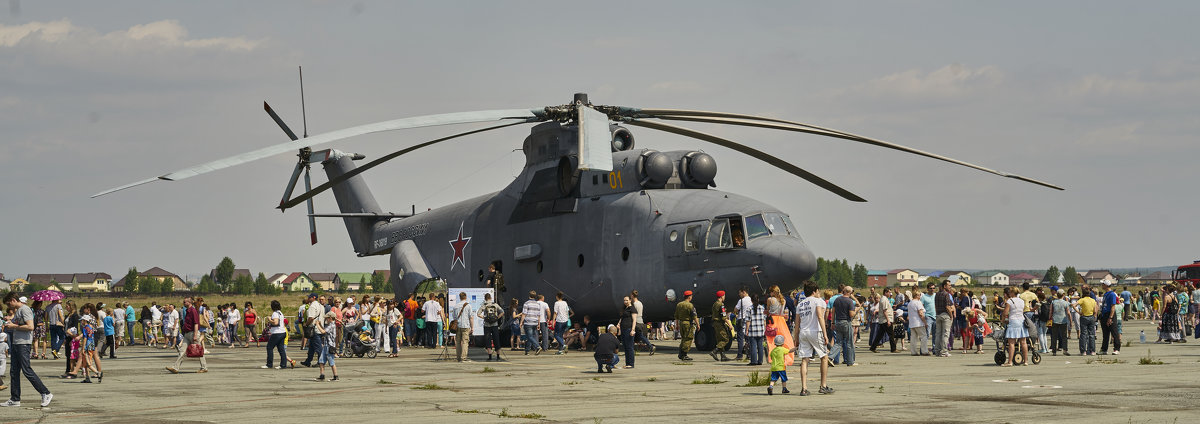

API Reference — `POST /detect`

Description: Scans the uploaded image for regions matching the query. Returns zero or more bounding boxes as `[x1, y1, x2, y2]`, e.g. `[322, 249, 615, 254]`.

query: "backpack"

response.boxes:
[483, 302, 503, 325]
[1037, 300, 1051, 322]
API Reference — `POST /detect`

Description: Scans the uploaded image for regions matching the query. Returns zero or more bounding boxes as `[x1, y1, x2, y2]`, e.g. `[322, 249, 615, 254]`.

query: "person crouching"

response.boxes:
[593, 325, 620, 373]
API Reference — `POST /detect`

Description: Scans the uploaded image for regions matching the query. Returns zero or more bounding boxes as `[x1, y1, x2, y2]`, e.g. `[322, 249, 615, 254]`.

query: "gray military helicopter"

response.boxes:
[95, 92, 1061, 350]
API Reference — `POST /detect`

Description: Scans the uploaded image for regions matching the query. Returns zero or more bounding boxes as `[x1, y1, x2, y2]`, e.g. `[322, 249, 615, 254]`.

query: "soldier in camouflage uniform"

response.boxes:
[675, 291, 698, 361]
[710, 290, 731, 361]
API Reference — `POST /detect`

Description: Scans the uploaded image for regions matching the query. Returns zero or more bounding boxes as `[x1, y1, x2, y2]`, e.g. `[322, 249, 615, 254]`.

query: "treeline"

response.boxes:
[811, 257, 868, 289]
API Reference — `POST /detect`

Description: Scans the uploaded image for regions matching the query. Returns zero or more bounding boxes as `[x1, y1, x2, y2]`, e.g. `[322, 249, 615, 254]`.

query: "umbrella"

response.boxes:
[30, 290, 65, 302]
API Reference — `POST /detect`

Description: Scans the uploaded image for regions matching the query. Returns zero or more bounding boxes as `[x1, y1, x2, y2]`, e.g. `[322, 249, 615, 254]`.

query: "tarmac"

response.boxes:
[3, 319, 1199, 423]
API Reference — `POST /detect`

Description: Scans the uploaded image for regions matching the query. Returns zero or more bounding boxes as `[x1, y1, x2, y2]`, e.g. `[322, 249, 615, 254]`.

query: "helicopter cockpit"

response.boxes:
[705, 212, 800, 250]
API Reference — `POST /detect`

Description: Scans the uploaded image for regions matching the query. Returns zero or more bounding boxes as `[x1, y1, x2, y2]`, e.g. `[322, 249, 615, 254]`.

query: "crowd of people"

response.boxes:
[0, 278, 1197, 405]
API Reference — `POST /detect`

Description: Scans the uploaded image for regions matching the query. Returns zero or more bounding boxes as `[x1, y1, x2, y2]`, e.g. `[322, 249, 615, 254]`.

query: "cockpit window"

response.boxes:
[781, 214, 802, 241]
[745, 214, 769, 240]
[684, 224, 702, 252]
[763, 213, 789, 236]
[707, 217, 746, 249]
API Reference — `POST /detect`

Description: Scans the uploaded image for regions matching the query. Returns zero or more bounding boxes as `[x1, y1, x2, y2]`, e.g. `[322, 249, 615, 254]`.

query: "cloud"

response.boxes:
[0, 19, 261, 51]
[842, 63, 1005, 99]
[1061, 70, 1200, 100]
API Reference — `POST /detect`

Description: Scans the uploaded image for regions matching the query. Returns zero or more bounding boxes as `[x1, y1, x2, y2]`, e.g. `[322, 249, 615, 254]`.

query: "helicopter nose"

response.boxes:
[755, 237, 817, 284]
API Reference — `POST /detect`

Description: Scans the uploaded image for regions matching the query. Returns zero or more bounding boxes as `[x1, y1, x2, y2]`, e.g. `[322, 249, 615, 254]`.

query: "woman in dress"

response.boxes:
[32, 300, 47, 359]
[764, 285, 794, 367]
[1001, 287, 1029, 367]
[1161, 286, 1182, 343]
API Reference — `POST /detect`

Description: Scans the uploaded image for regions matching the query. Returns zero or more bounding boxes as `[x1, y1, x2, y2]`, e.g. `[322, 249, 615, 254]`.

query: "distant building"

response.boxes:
[938, 271, 973, 286]
[8, 278, 28, 292]
[336, 273, 372, 291]
[1140, 271, 1172, 286]
[1082, 270, 1118, 286]
[266, 273, 289, 289]
[24, 273, 113, 292]
[866, 270, 888, 287]
[975, 271, 1010, 286]
[26, 274, 76, 291]
[281, 272, 315, 292]
[309, 273, 338, 291]
[112, 267, 187, 291]
[887, 269, 920, 287]
[1009, 272, 1040, 287]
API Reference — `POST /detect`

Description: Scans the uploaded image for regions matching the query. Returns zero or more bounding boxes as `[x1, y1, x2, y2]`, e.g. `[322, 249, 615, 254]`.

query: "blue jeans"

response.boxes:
[554, 322, 568, 350]
[747, 335, 764, 364]
[523, 324, 541, 352]
[403, 320, 416, 346]
[317, 335, 335, 366]
[594, 353, 619, 369]
[49, 325, 65, 353]
[832, 320, 854, 365]
[266, 332, 287, 367]
[389, 325, 399, 352]
[1079, 315, 1096, 354]
[9, 344, 49, 402]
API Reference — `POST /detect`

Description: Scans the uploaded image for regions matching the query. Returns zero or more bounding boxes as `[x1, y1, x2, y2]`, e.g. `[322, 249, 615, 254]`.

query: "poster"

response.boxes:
[447, 287, 494, 336]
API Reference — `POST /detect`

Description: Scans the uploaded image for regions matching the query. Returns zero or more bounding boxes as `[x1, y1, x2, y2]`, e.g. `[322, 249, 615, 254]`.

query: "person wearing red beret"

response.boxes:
[674, 291, 698, 361]
[710, 290, 731, 361]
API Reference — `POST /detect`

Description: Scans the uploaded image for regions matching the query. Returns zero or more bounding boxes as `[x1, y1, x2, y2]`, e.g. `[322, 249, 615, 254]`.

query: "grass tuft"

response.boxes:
[454, 409, 485, 414]
[646, 377, 657, 382]
[481, 366, 497, 373]
[498, 408, 544, 419]
[691, 375, 725, 385]
[412, 383, 447, 390]
[737, 371, 770, 387]
[1139, 350, 1164, 365]
[377, 379, 394, 385]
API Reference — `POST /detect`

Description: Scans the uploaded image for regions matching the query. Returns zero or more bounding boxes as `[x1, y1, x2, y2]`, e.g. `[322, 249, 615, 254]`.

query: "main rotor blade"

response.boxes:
[279, 121, 529, 211]
[264, 101, 300, 141]
[304, 167, 317, 245]
[622, 119, 867, 202]
[635, 109, 1064, 191]
[93, 109, 542, 198]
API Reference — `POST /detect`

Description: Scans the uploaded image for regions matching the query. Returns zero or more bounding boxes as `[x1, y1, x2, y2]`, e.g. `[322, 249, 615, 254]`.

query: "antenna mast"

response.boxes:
[299, 65, 308, 138]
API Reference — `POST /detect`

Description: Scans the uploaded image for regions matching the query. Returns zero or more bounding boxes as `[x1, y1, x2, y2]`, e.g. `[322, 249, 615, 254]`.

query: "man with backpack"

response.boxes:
[478, 292, 505, 360]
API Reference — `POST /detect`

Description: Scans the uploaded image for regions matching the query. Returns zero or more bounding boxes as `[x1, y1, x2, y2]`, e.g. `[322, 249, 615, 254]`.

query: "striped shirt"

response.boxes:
[521, 300, 543, 326]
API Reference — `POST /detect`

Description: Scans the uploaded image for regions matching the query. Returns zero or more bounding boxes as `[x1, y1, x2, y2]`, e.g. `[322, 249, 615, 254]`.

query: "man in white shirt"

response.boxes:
[422, 296, 445, 349]
[453, 292, 473, 362]
[734, 288, 753, 360]
[792, 281, 833, 396]
[907, 296, 928, 356]
[228, 306, 242, 348]
[537, 295, 551, 353]
[553, 292, 572, 355]
[112, 304, 126, 348]
[300, 294, 325, 367]
[150, 303, 163, 345]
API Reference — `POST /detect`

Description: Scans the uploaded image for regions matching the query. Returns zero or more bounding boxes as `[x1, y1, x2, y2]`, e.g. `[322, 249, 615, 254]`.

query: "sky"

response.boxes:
[2, 1, 1198, 280]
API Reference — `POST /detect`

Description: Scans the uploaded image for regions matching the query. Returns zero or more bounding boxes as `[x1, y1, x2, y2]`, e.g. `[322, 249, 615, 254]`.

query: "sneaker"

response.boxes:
[846, 363, 858, 367]
[799, 389, 810, 396]
[82, 378, 93, 383]
[317, 374, 325, 381]
[41, 393, 53, 407]
[273, 366, 281, 369]
[535, 348, 543, 356]
[649, 345, 656, 356]
[819, 386, 835, 394]
[331, 376, 339, 382]
[166, 367, 179, 374]
[1112, 351, 1120, 355]
[261, 365, 270, 369]
[781, 387, 791, 394]
[767, 386, 773, 396]
[197, 369, 208, 374]
[1063, 352, 1071, 356]
[1, 400, 19, 407]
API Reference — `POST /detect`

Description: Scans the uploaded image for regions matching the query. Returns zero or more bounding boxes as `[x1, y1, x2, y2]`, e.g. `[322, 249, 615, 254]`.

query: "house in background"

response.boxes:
[1140, 271, 1172, 286]
[281, 272, 315, 292]
[887, 269, 920, 287]
[26, 273, 76, 291]
[73, 273, 113, 292]
[1008, 272, 1040, 287]
[0, 273, 10, 291]
[975, 271, 1010, 286]
[1083, 270, 1118, 286]
[309, 273, 338, 291]
[337, 273, 372, 291]
[111, 267, 188, 291]
[267, 273, 289, 289]
[866, 271, 888, 287]
[8, 278, 28, 292]
[210, 268, 253, 284]
[939, 271, 972, 286]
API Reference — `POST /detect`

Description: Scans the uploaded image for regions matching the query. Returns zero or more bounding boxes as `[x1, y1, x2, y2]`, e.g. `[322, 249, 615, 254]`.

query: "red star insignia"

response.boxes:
[449, 222, 472, 270]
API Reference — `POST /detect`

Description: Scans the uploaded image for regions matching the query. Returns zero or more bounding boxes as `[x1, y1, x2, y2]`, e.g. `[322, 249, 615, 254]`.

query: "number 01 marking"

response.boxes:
[608, 172, 623, 189]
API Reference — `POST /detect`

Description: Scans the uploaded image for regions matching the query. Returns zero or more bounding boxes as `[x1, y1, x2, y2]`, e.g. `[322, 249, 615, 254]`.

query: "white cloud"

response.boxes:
[0, 19, 261, 51]
[1061, 71, 1200, 99]
[843, 63, 1005, 99]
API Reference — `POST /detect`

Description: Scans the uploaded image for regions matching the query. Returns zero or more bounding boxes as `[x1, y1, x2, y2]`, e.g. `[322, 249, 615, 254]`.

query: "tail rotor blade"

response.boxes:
[280, 161, 305, 208]
[264, 102, 300, 141]
[622, 119, 867, 202]
[304, 167, 317, 245]
[279, 121, 528, 211]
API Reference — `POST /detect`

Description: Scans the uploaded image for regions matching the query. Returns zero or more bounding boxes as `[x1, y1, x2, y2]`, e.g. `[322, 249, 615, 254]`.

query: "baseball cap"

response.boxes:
[307, 293, 318, 299]
[18, 296, 27, 303]
[346, 296, 355, 303]
[1103, 280, 1113, 286]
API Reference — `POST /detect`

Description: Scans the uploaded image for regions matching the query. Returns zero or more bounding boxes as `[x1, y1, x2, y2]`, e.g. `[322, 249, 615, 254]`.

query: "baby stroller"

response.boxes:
[341, 319, 378, 359]
[990, 321, 1041, 366]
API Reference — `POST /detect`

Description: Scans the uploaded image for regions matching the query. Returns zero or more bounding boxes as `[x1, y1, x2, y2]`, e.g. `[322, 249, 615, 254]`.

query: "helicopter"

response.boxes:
[95, 91, 1061, 350]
